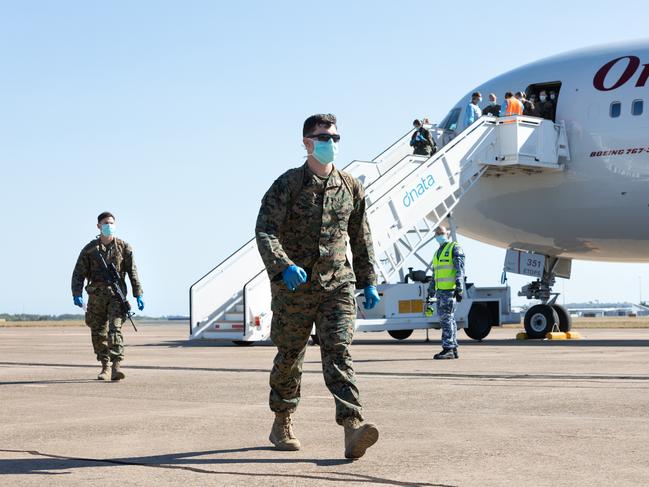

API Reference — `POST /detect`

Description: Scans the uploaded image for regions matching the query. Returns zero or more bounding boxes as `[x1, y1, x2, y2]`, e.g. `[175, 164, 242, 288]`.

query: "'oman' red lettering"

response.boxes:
[593, 55, 649, 91]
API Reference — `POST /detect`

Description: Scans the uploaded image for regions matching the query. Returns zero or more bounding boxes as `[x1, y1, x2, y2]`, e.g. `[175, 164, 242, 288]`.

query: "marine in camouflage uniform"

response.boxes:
[71, 212, 143, 380]
[427, 226, 465, 359]
[256, 113, 380, 459]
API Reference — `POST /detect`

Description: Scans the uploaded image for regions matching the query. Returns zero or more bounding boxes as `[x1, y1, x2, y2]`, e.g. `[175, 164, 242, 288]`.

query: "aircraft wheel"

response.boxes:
[524, 304, 558, 339]
[232, 340, 254, 346]
[551, 304, 572, 332]
[310, 334, 320, 346]
[387, 329, 413, 340]
[464, 303, 491, 341]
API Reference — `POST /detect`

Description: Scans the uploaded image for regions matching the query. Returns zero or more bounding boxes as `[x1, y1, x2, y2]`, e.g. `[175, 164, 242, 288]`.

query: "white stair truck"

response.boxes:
[189, 115, 570, 344]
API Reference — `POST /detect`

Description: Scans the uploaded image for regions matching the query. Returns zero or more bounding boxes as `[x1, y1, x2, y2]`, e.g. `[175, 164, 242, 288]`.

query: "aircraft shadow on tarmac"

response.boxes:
[0, 448, 453, 486]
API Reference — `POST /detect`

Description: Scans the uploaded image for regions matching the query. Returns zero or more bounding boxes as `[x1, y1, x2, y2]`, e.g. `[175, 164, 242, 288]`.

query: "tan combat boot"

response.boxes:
[97, 361, 110, 381]
[111, 361, 125, 381]
[269, 412, 301, 451]
[343, 417, 379, 459]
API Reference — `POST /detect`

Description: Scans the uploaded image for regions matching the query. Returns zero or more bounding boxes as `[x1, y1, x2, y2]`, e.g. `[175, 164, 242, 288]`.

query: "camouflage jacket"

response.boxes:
[255, 163, 377, 291]
[71, 237, 143, 297]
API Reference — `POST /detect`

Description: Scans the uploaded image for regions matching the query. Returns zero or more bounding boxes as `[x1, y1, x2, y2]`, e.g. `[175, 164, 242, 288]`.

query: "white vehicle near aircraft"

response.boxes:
[189, 40, 649, 344]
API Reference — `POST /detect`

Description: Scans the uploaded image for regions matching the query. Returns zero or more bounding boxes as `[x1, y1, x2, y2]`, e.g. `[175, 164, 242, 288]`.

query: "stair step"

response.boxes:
[225, 313, 244, 321]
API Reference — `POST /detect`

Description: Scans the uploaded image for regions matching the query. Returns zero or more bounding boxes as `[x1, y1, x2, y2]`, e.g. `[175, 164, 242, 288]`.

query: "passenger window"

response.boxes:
[610, 102, 621, 118]
[632, 99, 643, 116]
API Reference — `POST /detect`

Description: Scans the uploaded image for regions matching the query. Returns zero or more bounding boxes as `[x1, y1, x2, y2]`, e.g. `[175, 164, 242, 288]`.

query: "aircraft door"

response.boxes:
[525, 81, 562, 122]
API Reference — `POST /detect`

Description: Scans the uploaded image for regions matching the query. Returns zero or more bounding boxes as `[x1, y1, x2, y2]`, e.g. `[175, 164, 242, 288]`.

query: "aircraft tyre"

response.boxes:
[524, 304, 559, 339]
[551, 304, 572, 332]
[232, 340, 254, 346]
[464, 303, 491, 341]
[387, 329, 414, 340]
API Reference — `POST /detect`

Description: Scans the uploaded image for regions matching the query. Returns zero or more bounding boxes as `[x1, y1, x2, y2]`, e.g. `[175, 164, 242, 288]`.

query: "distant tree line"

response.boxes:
[0, 313, 85, 321]
[0, 313, 186, 321]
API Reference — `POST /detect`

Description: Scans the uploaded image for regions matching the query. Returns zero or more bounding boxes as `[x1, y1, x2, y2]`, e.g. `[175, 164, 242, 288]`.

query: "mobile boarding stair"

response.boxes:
[189, 115, 570, 343]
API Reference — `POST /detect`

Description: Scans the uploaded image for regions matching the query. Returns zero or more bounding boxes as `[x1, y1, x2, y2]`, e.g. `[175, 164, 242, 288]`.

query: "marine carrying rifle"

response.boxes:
[96, 251, 138, 332]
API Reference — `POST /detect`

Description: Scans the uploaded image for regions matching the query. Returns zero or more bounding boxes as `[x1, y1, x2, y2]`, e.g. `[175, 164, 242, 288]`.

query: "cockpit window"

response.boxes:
[632, 99, 643, 116]
[610, 101, 621, 118]
[440, 108, 461, 131]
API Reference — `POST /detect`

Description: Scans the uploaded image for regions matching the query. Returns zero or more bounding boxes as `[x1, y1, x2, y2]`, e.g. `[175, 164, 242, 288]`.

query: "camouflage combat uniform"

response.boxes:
[428, 242, 465, 349]
[71, 238, 142, 363]
[256, 162, 377, 425]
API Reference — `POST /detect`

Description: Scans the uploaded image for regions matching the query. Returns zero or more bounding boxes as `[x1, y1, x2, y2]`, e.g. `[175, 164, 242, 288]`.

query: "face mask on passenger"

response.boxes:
[540, 95, 547, 102]
[550, 93, 556, 100]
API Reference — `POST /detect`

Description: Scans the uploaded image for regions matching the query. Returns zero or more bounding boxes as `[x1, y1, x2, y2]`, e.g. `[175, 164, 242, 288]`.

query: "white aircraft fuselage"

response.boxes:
[445, 41, 649, 263]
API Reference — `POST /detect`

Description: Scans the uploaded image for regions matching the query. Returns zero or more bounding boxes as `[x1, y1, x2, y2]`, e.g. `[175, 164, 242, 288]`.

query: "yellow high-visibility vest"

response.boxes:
[432, 242, 457, 291]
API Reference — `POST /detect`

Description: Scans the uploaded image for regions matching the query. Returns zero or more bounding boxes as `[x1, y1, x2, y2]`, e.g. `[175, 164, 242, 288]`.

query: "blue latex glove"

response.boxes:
[282, 265, 307, 291]
[136, 296, 145, 311]
[73, 296, 84, 308]
[363, 285, 380, 309]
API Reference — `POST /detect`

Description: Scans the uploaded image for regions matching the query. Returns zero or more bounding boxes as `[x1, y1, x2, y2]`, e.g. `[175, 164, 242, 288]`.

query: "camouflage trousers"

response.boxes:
[85, 287, 125, 363]
[436, 290, 458, 349]
[269, 281, 363, 425]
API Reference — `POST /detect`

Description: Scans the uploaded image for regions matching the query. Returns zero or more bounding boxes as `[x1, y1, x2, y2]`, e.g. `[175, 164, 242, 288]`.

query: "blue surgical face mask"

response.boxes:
[101, 223, 115, 237]
[311, 139, 339, 165]
[435, 235, 447, 245]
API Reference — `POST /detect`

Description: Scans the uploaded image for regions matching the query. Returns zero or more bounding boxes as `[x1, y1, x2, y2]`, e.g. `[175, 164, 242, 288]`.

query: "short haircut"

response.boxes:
[504, 91, 513, 98]
[471, 92, 481, 98]
[97, 211, 115, 223]
[303, 113, 337, 136]
[412, 119, 421, 126]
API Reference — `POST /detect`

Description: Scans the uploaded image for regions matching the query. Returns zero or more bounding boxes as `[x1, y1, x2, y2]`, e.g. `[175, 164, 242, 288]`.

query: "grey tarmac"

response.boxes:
[1, 325, 648, 486]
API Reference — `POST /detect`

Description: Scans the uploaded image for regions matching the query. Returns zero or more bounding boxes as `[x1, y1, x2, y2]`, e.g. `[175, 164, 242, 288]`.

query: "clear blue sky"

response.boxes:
[1, 0, 648, 316]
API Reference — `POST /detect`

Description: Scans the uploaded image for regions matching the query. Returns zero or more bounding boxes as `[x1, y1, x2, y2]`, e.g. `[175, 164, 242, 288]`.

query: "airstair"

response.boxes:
[189, 115, 570, 342]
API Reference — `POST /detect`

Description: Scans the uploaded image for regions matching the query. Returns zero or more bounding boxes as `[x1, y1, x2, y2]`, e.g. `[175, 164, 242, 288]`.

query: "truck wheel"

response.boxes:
[232, 340, 254, 346]
[387, 329, 413, 340]
[524, 304, 558, 339]
[310, 334, 320, 346]
[464, 303, 491, 341]
[551, 304, 572, 332]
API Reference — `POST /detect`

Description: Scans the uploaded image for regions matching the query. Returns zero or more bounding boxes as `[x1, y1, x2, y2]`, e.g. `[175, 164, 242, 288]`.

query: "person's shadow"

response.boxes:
[0, 447, 454, 486]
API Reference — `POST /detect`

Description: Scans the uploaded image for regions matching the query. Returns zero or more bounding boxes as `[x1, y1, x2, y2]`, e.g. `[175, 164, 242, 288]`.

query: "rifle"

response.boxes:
[96, 251, 138, 332]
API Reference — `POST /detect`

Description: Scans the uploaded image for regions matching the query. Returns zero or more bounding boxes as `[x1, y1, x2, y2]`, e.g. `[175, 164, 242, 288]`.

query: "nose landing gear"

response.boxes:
[519, 257, 572, 338]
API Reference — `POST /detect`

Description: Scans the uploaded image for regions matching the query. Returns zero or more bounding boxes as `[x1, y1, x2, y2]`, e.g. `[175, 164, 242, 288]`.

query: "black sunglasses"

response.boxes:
[306, 134, 341, 142]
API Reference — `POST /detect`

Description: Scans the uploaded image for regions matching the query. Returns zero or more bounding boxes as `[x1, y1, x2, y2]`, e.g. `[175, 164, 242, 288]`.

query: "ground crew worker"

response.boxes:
[499, 91, 524, 117]
[482, 93, 501, 117]
[516, 91, 537, 116]
[71, 212, 144, 381]
[427, 225, 465, 360]
[410, 118, 436, 156]
[462, 92, 482, 129]
[255, 113, 380, 459]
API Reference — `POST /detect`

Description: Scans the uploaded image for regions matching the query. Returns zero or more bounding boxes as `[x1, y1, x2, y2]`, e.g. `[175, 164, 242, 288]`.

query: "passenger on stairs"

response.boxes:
[462, 91, 482, 129]
[410, 118, 436, 156]
[482, 93, 501, 117]
[517, 91, 538, 116]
